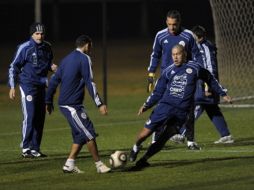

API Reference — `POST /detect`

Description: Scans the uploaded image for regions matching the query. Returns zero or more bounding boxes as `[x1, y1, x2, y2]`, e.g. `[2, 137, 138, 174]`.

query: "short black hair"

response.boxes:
[192, 25, 206, 38]
[75, 35, 92, 48]
[166, 10, 181, 22]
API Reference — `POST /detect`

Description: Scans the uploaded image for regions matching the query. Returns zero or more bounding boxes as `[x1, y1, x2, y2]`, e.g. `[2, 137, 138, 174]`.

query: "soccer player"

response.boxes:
[45, 35, 111, 174]
[129, 44, 232, 168]
[8, 22, 57, 158]
[147, 10, 203, 149]
[191, 25, 234, 143]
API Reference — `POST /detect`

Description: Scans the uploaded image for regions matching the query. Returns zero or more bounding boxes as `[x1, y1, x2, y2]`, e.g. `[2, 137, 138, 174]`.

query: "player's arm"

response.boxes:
[147, 33, 162, 92]
[8, 46, 26, 100]
[138, 74, 167, 115]
[45, 69, 62, 114]
[82, 56, 104, 109]
[198, 68, 231, 103]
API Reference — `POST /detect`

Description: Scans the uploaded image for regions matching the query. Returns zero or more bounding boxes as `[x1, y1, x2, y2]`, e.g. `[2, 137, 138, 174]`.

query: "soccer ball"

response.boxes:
[109, 151, 127, 169]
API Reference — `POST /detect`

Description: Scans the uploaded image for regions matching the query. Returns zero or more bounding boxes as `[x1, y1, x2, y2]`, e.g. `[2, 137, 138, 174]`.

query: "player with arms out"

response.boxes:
[129, 45, 232, 169]
[8, 22, 57, 158]
[147, 10, 203, 149]
[45, 35, 111, 174]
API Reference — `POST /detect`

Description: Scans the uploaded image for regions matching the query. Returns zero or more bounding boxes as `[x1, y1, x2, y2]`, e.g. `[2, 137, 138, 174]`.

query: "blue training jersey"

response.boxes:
[45, 49, 103, 107]
[148, 27, 203, 73]
[8, 38, 53, 88]
[144, 61, 227, 111]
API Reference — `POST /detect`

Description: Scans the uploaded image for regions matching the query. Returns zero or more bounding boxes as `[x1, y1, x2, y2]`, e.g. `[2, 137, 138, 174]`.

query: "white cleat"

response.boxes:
[96, 163, 111, 173]
[63, 165, 84, 174]
[214, 135, 234, 144]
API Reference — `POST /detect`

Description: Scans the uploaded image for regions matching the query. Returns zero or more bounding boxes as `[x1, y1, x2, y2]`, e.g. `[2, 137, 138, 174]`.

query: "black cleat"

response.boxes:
[129, 150, 138, 162]
[129, 158, 150, 171]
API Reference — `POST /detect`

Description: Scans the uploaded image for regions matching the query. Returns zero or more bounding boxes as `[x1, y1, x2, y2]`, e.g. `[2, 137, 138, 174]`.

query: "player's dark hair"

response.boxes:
[75, 35, 92, 48]
[192, 25, 206, 38]
[166, 10, 181, 22]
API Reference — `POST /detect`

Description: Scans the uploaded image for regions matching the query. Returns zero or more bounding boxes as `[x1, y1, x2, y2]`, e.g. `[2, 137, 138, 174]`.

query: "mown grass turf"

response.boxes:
[0, 40, 254, 190]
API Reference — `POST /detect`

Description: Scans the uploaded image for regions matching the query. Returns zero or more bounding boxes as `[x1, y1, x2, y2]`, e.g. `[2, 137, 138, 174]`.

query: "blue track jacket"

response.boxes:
[8, 38, 53, 88]
[148, 27, 203, 73]
[45, 49, 103, 107]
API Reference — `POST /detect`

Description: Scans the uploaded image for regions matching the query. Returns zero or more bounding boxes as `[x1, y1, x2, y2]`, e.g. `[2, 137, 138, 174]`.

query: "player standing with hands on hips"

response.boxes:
[45, 35, 111, 174]
[129, 45, 232, 169]
[146, 10, 203, 149]
[8, 22, 57, 158]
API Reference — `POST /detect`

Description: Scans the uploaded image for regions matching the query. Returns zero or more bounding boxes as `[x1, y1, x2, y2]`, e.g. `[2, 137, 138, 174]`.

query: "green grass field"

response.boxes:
[0, 40, 254, 190]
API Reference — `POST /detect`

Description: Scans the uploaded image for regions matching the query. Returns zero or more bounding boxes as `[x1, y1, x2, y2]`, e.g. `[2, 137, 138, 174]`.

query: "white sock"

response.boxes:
[65, 159, 75, 168]
[22, 148, 30, 153]
[187, 141, 194, 146]
[95, 160, 103, 167]
[133, 144, 140, 152]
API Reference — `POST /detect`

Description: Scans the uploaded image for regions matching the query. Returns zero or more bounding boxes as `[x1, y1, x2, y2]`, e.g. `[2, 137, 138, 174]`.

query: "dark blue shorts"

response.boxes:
[145, 103, 188, 132]
[60, 105, 96, 145]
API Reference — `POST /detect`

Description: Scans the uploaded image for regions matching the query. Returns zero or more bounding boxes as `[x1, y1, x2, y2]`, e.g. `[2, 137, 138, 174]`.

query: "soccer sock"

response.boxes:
[187, 141, 194, 146]
[133, 144, 141, 152]
[65, 159, 75, 168]
[95, 160, 103, 167]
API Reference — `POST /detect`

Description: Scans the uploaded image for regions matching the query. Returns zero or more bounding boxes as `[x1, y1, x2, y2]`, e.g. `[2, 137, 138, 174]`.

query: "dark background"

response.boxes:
[0, 0, 214, 43]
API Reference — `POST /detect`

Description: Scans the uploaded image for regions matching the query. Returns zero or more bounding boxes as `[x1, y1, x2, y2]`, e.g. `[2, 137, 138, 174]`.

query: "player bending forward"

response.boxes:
[129, 44, 232, 169]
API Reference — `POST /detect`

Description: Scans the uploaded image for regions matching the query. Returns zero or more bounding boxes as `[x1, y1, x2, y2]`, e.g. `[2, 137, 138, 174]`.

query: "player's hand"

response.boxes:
[9, 88, 15, 100]
[205, 91, 212, 96]
[46, 104, 54, 115]
[147, 72, 155, 93]
[222, 95, 232, 104]
[138, 104, 148, 115]
[99, 104, 108, 115]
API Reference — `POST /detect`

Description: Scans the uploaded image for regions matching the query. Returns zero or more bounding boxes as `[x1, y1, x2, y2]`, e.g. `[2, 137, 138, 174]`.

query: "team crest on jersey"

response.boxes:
[186, 68, 193, 74]
[26, 95, 33, 102]
[81, 112, 87, 119]
[179, 41, 185, 47]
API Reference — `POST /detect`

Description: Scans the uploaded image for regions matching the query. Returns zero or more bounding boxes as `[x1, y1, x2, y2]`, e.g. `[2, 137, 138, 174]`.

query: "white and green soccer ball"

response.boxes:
[109, 151, 127, 169]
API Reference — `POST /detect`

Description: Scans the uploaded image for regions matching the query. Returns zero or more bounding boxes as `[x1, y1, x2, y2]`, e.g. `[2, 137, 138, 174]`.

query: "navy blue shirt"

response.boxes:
[195, 39, 222, 104]
[145, 61, 227, 111]
[148, 28, 203, 73]
[45, 49, 103, 107]
[8, 38, 53, 88]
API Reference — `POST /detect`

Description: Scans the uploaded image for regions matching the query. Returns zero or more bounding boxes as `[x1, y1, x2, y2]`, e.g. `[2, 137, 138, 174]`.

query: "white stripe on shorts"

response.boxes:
[60, 105, 93, 140]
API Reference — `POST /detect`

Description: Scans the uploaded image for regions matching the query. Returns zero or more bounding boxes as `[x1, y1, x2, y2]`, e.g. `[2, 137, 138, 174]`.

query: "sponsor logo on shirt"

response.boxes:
[163, 39, 168, 43]
[169, 74, 187, 98]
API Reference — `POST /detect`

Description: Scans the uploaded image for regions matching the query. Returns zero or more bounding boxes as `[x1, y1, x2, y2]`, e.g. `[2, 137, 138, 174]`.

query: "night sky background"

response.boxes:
[0, 0, 214, 43]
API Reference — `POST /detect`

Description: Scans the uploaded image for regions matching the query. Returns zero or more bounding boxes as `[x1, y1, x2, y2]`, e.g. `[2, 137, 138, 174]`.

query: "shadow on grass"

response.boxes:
[123, 155, 254, 173]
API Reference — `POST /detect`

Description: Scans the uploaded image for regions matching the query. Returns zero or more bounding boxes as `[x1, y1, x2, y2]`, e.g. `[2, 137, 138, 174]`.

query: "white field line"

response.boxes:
[0, 120, 145, 137]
